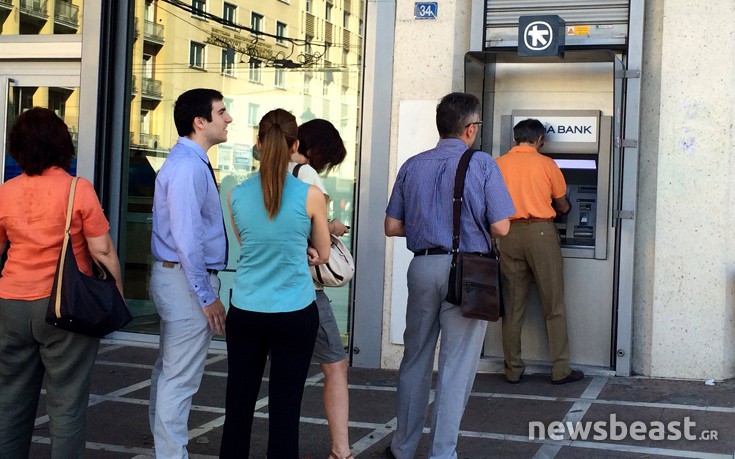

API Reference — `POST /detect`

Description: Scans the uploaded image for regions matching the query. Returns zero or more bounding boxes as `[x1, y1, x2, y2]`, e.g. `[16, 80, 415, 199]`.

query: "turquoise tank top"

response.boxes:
[230, 173, 316, 313]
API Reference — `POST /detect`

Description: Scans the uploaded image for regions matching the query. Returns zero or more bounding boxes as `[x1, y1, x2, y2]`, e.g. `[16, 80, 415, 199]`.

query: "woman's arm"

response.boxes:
[306, 185, 330, 264]
[86, 233, 124, 296]
[227, 189, 242, 245]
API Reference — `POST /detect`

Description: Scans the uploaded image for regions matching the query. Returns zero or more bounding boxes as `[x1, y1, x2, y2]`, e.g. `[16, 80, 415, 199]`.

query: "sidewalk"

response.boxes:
[27, 340, 735, 458]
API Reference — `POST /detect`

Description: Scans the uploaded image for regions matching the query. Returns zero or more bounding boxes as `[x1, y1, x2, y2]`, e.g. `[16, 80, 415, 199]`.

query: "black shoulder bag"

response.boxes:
[445, 149, 503, 321]
[46, 177, 132, 337]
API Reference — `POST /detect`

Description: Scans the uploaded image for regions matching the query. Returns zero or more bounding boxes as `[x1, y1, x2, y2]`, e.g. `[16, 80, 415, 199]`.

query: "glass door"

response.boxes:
[0, 76, 81, 183]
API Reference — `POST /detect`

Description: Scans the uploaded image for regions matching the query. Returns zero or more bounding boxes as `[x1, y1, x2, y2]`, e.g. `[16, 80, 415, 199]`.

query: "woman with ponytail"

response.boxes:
[220, 108, 331, 458]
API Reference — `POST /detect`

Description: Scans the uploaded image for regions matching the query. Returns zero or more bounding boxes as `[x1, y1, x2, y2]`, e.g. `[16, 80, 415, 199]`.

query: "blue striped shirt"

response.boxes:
[386, 138, 515, 253]
[151, 137, 227, 306]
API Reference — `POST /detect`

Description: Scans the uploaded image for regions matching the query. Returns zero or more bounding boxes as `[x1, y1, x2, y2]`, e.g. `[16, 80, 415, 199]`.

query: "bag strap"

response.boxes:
[52, 177, 79, 319]
[292, 163, 303, 178]
[450, 149, 476, 267]
[64, 177, 79, 234]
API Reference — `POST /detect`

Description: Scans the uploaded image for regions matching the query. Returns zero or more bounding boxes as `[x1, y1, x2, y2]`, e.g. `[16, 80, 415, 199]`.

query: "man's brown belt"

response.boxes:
[510, 217, 554, 224]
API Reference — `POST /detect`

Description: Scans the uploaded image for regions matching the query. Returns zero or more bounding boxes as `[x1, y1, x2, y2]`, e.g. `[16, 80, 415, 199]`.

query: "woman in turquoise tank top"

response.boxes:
[220, 109, 331, 458]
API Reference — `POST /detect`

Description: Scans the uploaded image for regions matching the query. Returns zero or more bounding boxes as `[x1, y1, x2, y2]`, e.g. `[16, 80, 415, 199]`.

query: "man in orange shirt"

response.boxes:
[496, 118, 584, 385]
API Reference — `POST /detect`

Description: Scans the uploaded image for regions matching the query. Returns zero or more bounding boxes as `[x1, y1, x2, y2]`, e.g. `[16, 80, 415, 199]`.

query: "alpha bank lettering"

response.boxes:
[514, 116, 598, 143]
[546, 125, 591, 135]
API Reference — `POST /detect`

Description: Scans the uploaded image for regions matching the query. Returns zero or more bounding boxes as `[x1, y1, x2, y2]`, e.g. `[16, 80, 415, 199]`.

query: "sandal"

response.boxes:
[329, 452, 354, 459]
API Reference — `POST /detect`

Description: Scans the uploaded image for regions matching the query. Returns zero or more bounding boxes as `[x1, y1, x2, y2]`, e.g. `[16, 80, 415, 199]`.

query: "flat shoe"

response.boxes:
[552, 369, 584, 385]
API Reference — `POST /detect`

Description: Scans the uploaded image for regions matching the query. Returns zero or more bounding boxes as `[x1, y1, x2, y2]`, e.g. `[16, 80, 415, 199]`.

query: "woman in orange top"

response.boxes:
[0, 107, 123, 458]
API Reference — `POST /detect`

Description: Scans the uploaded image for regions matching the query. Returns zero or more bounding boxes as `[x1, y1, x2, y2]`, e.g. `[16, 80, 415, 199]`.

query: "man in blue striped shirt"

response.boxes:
[385, 92, 515, 459]
[149, 88, 232, 458]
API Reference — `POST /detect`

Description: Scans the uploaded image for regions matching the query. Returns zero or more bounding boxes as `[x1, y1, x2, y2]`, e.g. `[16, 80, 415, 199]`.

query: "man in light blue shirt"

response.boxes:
[149, 88, 232, 458]
[385, 92, 514, 459]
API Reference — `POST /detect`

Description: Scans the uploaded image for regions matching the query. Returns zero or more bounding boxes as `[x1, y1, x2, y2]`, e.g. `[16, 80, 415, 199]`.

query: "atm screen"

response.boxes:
[553, 159, 596, 170]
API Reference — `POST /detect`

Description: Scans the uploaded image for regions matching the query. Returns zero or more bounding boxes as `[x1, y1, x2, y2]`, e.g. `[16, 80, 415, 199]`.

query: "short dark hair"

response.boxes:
[8, 107, 75, 176]
[297, 118, 347, 173]
[513, 118, 546, 144]
[436, 92, 480, 138]
[173, 88, 224, 137]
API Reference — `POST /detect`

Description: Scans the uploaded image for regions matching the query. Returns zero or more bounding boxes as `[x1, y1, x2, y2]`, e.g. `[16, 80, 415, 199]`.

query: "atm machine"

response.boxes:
[500, 110, 611, 261]
[465, 50, 624, 374]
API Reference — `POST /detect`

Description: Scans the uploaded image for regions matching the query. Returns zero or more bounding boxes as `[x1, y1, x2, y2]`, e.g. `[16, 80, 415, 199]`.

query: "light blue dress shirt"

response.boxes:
[151, 137, 227, 306]
[386, 137, 515, 254]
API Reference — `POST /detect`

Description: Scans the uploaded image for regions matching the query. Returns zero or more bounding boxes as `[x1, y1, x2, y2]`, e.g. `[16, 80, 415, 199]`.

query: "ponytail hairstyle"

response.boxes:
[258, 109, 298, 219]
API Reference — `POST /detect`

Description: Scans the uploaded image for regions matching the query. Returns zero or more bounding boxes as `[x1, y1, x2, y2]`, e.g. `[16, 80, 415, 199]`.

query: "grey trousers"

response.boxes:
[390, 254, 487, 459]
[0, 297, 100, 459]
[148, 261, 217, 459]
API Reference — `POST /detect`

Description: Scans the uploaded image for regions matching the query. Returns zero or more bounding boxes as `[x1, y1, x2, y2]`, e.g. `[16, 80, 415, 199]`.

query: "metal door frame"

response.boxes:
[0, 1, 103, 184]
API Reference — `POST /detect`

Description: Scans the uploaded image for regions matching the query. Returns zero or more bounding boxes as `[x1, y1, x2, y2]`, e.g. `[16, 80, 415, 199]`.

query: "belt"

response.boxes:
[413, 248, 451, 257]
[511, 217, 554, 224]
[161, 260, 219, 275]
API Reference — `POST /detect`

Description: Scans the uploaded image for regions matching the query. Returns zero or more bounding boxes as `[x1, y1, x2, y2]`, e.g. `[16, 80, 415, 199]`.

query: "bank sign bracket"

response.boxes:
[414, 2, 437, 19]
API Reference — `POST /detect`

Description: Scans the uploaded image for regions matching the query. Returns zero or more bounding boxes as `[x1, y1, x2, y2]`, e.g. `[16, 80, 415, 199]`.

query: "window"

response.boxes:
[223, 2, 236, 27]
[142, 54, 153, 78]
[324, 42, 331, 62]
[276, 21, 287, 45]
[192, 0, 206, 18]
[343, 11, 349, 28]
[221, 48, 235, 76]
[189, 42, 205, 69]
[275, 68, 285, 88]
[305, 0, 311, 13]
[305, 34, 313, 54]
[251, 12, 263, 34]
[359, 19, 363, 36]
[248, 103, 259, 126]
[248, 59, 262, 83]
[325, 2, 333, 21]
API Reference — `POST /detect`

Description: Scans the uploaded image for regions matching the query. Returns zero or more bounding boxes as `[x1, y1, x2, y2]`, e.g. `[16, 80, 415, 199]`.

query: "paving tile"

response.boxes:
[597, 377, 735, 408]
[471, 371, 593, 398]
[97, 343, 159, 366]
[91, 363, 153, 395]
[462, 396, 574, 437]
[556, 445, 683, 458]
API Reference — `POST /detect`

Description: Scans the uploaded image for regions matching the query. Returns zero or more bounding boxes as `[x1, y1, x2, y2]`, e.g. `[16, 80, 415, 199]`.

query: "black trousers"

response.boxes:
[220, 302, 318, 459]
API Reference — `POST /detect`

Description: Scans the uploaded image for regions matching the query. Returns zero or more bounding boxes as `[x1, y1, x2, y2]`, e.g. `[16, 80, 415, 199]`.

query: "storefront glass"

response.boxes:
[122, 0, 363, 346]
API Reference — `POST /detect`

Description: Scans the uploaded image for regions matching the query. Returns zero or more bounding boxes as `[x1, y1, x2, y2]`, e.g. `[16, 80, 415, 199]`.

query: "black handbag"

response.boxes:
[46, 177, 132, 337]
[445, 149, 503, 321]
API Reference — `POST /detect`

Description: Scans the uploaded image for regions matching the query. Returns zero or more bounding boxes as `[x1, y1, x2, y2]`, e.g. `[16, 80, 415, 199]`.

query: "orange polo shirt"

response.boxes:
[496, 145, 567, 220]
[0, 167, 110, 300]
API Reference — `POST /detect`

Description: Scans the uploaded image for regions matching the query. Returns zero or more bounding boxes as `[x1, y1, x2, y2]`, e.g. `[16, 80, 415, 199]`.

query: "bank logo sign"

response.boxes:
[518, 15, 566, 57]
[513, 116, 598, 143]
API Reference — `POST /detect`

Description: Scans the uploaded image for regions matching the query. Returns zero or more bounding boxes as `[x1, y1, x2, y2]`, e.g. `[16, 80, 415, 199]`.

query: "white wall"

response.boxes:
[634, 0, 735, 379]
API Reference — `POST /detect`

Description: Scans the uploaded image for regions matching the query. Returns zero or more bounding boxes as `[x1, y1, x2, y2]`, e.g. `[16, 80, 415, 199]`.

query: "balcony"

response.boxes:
[20, 0, 47, 18]
[19, 0, 48, 33]
[143, 20, 164, 54]
[139, 133, 160, 149]
[144, 20, 164, 44]
[54, 0, 79, 32]
[141, 77, 162, 99]
[141, 77, 162, 110]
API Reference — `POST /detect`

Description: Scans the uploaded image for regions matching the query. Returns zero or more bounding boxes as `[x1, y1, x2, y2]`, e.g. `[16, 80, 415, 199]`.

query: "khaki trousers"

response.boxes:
[499, 221, 572, 381]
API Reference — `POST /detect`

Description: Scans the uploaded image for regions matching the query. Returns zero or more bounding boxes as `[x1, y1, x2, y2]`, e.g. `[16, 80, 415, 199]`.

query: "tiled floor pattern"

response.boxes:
[24, 341, 735, 458]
